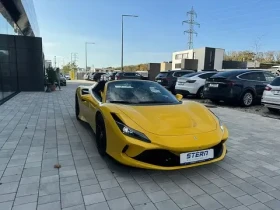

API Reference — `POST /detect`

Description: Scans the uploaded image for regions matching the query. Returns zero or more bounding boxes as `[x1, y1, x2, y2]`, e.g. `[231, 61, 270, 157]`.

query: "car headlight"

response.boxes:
[115, 121, 151, 143]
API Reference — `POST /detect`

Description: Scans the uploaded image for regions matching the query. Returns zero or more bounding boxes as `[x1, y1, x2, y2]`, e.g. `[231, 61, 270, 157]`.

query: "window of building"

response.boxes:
[193, 52, 196, 59]
[182, 53, 188, 59]
[175, 63, 181, 69]
[175, 54, 182, 60]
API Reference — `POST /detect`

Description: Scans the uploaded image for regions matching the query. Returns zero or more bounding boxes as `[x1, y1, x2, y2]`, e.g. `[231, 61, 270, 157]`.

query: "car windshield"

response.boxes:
[106, 80, 180, 105]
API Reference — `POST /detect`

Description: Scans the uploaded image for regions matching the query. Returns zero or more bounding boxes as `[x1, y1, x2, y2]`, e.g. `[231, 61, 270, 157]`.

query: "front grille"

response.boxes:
[132, 142, 224, 167]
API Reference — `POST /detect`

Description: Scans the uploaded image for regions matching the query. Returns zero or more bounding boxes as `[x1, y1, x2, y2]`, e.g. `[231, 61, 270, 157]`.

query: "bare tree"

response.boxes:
[251, 34, 265, 67]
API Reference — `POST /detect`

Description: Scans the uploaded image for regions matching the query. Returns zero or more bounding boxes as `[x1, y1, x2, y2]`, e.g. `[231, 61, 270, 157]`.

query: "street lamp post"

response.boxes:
[85, 42, 95, 72]
[121, 15, 138, 72]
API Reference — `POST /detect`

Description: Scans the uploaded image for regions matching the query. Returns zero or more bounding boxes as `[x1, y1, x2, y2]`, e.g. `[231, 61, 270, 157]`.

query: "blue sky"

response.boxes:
[33, 0, 280, 68]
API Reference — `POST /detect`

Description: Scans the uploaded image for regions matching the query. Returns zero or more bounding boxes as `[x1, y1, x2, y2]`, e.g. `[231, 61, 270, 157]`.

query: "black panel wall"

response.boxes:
[181, 59, 198, 70]
[204, 47, 216, 70]
[0, 34, 44, 105]
[15, 35, 44, 91]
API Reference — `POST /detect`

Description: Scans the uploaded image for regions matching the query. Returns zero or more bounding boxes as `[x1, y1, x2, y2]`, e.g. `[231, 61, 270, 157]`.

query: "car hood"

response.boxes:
[115, 102, 217, 136]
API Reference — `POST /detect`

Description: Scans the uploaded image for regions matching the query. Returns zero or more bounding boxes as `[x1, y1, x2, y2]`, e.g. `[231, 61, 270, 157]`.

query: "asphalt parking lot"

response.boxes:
[0, 82, 280, 210]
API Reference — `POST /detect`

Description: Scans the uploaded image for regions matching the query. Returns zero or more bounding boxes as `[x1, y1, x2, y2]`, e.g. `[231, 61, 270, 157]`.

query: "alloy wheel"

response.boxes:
[243, 92, 253, 106]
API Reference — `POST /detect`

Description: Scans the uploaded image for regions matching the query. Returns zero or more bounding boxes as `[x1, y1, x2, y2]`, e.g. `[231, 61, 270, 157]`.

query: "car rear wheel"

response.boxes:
[197, 87, 205, 99]
[75, 95, 81, 121]
[241, 91, 254, 107]
[96, 115, 107, 156]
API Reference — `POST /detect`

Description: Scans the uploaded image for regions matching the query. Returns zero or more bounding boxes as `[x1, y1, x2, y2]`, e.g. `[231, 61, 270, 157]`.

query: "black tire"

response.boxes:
[196, 87, 205, 99]
[210, 99, 220, 104]
[75, 95, 81, 121]
[268, 107, 279, 113]
[96, 114, 107, 156]
[240, 91, 254, 107]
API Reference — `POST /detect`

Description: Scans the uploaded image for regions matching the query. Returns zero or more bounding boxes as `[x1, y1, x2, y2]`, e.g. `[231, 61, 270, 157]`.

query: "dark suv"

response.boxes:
[92, 72, 106, 82]
[155, 70, 195, 93]
[203, 70, 276, 106]
[115, 72, 143, 80]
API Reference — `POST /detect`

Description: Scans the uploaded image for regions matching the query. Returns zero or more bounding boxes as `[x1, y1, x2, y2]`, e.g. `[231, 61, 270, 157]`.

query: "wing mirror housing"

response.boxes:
[80, 94, 92, 101]
[175, 94, 183, 101]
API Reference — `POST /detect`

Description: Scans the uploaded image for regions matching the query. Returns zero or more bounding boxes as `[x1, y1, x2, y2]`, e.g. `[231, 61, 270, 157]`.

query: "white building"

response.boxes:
[172, 47, 225, 71]
[45, 60, 52, 68]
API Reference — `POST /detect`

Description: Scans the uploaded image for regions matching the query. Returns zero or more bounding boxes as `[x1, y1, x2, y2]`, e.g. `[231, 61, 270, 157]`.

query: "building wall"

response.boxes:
[160, 62, 172, 71]
[45, 60, 52, 68]
[0, 34, 44, 102]
[193, 47, 206, 70]
[214, 48, 225, 70]
[147, 63, 160, 81]
[172, 49, 193, 69]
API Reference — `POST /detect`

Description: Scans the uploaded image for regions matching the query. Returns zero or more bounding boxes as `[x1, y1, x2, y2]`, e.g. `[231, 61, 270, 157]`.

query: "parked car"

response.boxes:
[89, 73, 95, 80]
[108, 72, 118, 81]
[92, 72, 106, 82]
[75, 80, 229, 169]
[155, 70, 195, 93]
[100, 74, 108, 81]
[261, 76, 280, 112]
[203, 70, 276, 106]
[84, 73, 90, 80]
[175, 71, 218, 98]
[65, 74, 71, 80]
[55, 75, 66, 86]
[115, 72, 143, 80]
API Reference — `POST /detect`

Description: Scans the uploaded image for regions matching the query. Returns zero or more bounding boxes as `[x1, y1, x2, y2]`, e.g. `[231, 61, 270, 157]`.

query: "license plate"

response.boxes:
[156, 80, 161, 82]
[180, 149, 214, 164]
[274, 91, 280, 95]
[209, 84, 219, 88]
[178, 82, 184, 85]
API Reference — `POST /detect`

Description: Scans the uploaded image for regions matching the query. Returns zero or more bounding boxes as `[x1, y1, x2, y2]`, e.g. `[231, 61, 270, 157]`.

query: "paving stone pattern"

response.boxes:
[0, 82, 280, 210]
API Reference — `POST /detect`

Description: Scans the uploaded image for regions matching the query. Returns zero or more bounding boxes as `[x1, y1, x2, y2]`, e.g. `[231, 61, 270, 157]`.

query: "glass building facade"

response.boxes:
[0, 0, 41, 104]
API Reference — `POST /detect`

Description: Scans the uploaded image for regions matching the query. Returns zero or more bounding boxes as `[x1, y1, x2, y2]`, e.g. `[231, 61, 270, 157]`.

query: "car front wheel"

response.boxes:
[96, 115, 107, 156]
[75, 95, 81, 121]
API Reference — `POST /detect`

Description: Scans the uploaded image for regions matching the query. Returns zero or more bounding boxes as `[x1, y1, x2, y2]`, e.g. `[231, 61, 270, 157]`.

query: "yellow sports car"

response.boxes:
[75, 80, 228, 170]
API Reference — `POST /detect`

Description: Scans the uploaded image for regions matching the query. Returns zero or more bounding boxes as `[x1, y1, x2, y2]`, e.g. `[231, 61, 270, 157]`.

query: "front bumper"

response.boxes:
[106, 121, 229, 170]
[119, 143, 227, 170]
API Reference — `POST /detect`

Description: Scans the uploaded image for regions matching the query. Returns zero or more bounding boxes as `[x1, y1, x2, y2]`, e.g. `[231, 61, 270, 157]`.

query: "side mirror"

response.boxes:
[80, 94, 92, 101]
[175, 94, 183, 101]
[81, 89, 89, 95]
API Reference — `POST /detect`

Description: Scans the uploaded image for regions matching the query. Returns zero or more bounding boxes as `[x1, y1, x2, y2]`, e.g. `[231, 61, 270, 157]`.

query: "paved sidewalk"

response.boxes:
[0, 83, 280, 210]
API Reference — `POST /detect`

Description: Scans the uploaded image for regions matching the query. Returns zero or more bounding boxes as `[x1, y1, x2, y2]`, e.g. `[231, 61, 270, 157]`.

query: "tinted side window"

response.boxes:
[263, 72, 276, 82]
[124, 73, 135, 77]
[239, 72, 264, 81]
[199, 73, 216, 79]
[270, 77, 280, 86]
